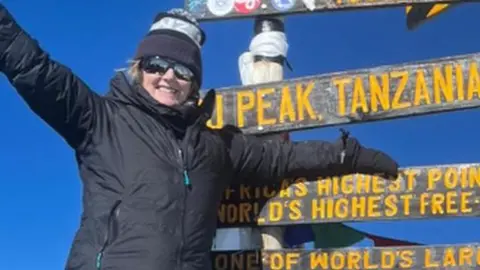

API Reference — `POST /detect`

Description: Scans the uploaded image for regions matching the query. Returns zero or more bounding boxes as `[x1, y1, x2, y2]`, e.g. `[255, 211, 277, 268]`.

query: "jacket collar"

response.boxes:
[105, 70, 215, 125]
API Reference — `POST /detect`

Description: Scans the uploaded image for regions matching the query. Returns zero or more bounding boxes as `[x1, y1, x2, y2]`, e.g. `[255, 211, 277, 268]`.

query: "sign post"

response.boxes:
[238, 15, 290, 252]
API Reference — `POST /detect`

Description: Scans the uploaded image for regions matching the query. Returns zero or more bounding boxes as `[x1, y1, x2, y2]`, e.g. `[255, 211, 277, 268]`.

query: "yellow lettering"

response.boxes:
[293, 178, 308, 197]
[399, 250, 414, 268]
[461, 192, 473, 214]
[456, 64, 465, 100]
[217, 202, 260, 225]
[335, 198, 349, 219]
[467, 62, 480, 100]
[285, 253, 299, 269]
[469, 167, 480, 188]
[414, 69, 431, 106]
[268, 202, 283, 222]
[427, 168, 442, 190]
[296, 81, 316, 121]
[445, 192, 458, 214]
[279, 86, 295, 123]
[401, 194, 413, 216]
[351, 196, 367, 218]
[347, 251, 361, 269]
[355, 175, 371, 193]
[333, 78, 351, 116]
[311, 199, 326, 219]
[387, 178, 401, 192]
[330, 251, 345, 270]
[363, 250, 378, 269]
[433, 65, 454, 103]
[372, 176, 385, 194]
[351, 77, 369, 114]
[316, 178, 332, 196]
[269, 252, 284, 270]
[262, 186, 277, 199]
[288, 200, 302, 221]
[444, 167, 459, 189]
[420, 191, 475, 216]
[367, 195, 381, 218]
[403, 169, 419, 192]
[458, 247, 474, 266]
[206, 94, 224, 129]
[341, 175, 354, 195]
[384, 194, 398, 217]
[257, 88, 276, 126]
[236, 91, 255, 127]
[443, 248, 457, 267]
[381, 250, 396, 268]
[369, 73, 390, 112]
[310, 252, 328, 269]
[391, 71, 410, 110]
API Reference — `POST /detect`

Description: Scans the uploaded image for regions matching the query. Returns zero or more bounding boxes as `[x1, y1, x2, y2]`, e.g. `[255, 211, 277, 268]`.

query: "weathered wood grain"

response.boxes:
[202, 52, 480, 135]
[217, 163, 480, 227]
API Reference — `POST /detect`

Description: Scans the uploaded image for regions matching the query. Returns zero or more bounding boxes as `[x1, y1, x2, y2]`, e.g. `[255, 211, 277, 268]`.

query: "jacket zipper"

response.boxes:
[180, 149, 191, 186]
[175, 122, 197, 270]
[177, 148, 188, 270]
[95, 199, 122, 270]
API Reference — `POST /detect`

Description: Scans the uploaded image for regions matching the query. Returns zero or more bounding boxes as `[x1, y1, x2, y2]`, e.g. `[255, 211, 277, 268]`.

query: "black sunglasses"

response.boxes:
[140, 56, 195, 82]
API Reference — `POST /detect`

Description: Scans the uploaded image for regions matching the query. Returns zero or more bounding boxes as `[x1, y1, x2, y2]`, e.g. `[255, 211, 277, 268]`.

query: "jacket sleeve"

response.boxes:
[0, 5, 102, 149]
[220, 128, 347, 184]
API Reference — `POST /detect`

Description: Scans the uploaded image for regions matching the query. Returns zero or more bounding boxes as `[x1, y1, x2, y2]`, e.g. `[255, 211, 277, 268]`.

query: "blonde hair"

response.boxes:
[127, 59, 143, 83]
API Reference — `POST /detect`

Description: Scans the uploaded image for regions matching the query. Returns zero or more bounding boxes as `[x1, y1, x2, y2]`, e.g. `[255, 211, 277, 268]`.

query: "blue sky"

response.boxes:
[0, 0, 479, 269]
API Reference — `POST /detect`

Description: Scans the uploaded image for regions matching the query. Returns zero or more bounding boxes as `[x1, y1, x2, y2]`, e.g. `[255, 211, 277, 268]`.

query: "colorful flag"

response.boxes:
[312, 223, 366, 248]
[365, 232, 421, 246]
[311, 223, 422, 248]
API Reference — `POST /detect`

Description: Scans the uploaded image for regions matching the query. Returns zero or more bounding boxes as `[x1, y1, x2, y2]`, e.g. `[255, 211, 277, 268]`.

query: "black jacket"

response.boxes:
[0, 5, 394, 270]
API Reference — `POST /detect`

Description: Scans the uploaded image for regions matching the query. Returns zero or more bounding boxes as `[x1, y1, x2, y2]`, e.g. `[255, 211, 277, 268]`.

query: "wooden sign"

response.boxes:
[185, 0, 472, 22]
[406, 2, 456, 29]
[217, 163, 480, 227]
[211, 243, 480, 269]
[203, 52, 480, 135]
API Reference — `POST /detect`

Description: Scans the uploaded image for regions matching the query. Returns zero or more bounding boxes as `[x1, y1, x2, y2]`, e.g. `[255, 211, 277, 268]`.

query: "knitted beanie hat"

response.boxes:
[134, 9, 206, 88]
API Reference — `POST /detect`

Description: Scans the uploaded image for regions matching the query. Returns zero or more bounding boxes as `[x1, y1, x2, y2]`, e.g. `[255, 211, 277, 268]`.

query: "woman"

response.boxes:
[0, 5, 399, 270]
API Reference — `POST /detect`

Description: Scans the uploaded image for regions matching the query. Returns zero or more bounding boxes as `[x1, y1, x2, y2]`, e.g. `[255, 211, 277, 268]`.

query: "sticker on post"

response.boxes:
[302, 0, 315, 11]
[207, 0, 235, 16]
[234, 0, 261, 14]
[271, 0, 296, 12]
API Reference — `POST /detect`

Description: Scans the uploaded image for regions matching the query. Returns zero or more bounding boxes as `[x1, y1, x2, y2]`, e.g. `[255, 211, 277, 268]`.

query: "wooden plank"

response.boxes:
[216, 163, 480, 227]
[185, 0, 474, 22]
[203, 52, 480, 136]
[211, 243, 480, 269]
[406, 2, 457, 29]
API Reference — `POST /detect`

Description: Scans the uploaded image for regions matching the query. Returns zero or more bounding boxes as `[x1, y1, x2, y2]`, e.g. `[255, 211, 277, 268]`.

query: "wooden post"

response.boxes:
[238, 15, 289, 252]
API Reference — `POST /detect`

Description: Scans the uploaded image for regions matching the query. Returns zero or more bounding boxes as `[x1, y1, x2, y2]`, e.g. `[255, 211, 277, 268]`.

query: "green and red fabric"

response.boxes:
[311, 223, 422, 248]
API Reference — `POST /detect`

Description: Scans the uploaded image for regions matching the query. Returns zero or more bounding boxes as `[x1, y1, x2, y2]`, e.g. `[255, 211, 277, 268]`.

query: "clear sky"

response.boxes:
[0, 0, 479, 269]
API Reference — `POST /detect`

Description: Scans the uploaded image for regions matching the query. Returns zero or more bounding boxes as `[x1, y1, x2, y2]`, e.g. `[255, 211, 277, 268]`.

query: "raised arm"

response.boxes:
[0, 5, 102, 149]
[220, 126, 399, 184]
